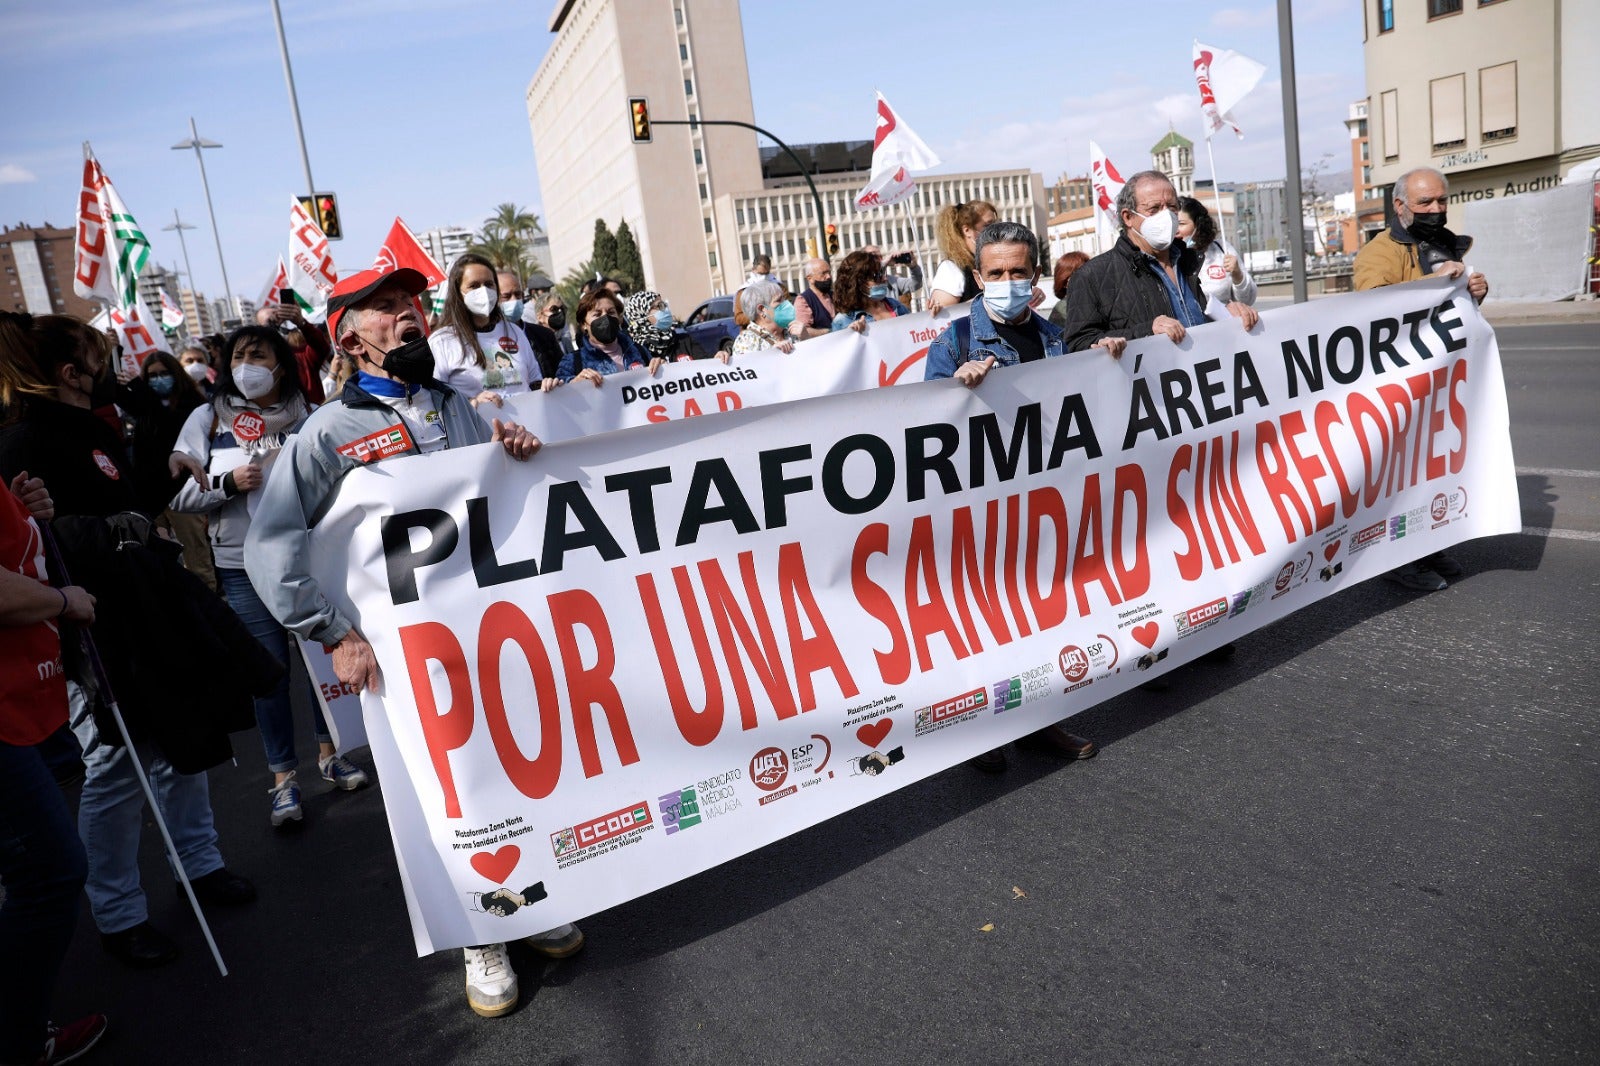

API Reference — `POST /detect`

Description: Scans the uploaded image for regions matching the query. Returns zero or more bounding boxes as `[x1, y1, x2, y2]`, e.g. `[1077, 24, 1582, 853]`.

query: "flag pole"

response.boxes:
[1205, 136, 1230, 247]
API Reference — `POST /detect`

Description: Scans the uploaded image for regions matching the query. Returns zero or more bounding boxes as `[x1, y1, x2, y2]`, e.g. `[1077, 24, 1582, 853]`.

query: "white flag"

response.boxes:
[855, 93, 940, 212]
[1089, 141, 1126, 254]
[159, 289, 186, 329]
[1194, 40, 1266, 139]
[288, 199, 337, 322]
[73, 145, 151, 309]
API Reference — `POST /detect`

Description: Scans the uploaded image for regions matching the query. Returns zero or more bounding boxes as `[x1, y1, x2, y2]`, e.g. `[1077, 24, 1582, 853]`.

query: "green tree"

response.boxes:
[591, 219, 618, 277]
[485, 202, 541, 244]
[465, 233, 523, 272]
[470, 203, 543, 278]
[614, 220, 644, 292]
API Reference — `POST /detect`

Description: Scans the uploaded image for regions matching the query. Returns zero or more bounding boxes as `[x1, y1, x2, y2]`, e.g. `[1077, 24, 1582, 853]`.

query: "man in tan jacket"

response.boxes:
[1355, 167, 1489, 590]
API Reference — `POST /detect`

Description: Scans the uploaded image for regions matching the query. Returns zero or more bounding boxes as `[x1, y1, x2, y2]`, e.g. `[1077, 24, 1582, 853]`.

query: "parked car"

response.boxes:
[675, 295, 741, 359]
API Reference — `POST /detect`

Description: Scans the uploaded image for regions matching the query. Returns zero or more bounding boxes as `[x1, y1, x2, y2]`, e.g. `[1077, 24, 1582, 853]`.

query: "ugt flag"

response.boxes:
[288, 198, 338, 322]
[1193, 40, 1265, 139]
[855, 93, 940, 211]
[1089, 140, 1126, 254]
[374, 217, 445, 288]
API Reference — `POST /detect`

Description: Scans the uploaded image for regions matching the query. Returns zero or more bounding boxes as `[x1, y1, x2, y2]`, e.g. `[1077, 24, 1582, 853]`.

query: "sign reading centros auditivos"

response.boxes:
[304, 275, 1518, 955]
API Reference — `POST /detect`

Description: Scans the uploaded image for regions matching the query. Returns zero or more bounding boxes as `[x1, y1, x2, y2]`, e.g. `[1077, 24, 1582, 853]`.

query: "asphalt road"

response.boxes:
[49, 323, 1598, 1065]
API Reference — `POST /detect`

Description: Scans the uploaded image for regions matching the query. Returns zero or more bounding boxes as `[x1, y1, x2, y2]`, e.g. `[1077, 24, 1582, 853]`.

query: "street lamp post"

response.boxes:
[270, 0, 317, 202]
[172, 117, 234, 307]
[162, 209, 197, 298]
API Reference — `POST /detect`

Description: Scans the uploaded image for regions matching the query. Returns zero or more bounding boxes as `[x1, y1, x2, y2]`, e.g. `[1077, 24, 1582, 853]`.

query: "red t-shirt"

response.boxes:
[0, 489, 69, 745]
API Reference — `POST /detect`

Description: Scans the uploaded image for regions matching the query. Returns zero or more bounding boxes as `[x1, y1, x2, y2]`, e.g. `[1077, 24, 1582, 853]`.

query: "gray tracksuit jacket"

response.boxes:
[243, 377, 489, 647]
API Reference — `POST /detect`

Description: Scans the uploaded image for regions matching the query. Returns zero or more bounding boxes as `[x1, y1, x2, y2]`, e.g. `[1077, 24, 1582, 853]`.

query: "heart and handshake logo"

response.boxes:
[470, 845, 520, 884]
[1324, 540, 1342, 561]
[1131, 622, 1160, 649]
[855, 719, 893, 749]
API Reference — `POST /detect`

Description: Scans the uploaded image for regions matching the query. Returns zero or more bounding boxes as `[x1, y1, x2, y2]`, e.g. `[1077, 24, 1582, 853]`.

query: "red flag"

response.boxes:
[375, 217, 445, 288]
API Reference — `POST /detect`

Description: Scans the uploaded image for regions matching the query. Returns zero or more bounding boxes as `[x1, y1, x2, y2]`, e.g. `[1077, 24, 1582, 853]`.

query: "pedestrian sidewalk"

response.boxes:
[1482, 296, 1600, 324]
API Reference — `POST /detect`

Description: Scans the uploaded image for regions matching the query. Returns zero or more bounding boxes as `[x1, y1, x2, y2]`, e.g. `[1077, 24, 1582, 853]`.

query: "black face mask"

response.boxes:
[546, 308, 566, 332]
[813, 278, 833, 296]
[378, 336, 435, 386]
[1407, 210, 1448, 243]
[588, 314, 620, 345]
[74, 362, 116, 409]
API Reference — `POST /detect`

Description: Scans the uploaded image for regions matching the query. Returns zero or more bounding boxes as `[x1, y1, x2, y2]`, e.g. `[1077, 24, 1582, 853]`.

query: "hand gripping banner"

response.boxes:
[304, 275, 1518, 954]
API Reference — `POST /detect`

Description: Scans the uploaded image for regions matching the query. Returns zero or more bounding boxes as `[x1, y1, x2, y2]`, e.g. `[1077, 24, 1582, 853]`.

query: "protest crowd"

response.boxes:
[0, 156, 1492, 1064]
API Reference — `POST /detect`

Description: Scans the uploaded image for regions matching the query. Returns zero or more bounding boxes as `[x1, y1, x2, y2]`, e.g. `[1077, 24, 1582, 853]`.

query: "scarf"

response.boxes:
[623, 290, 675, 360]
[211, 391, 309, 458]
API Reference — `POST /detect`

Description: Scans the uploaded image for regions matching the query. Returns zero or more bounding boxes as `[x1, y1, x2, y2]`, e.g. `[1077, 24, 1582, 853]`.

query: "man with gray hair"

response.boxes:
[1062, 170, 1257, 352]
[1354, 167, 1488, 300]
[1354, 167, 1486, 591]
[731, 279, 796, 356]
[923, 220, 1099, 770]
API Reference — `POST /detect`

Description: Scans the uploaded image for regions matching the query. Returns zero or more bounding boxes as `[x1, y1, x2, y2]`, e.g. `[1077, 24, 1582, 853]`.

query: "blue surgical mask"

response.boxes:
[772, 300, 796, 329]
[868, 283, 889, 301]
[652, 308, 673, 330]
[500, 298, 524, 321]
[148, 375, 176, 397]
[983, 279, 1033, 321]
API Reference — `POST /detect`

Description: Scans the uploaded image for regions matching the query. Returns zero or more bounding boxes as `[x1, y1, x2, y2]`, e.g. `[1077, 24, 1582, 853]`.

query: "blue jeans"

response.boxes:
[0, 731, 88, 1062]
[69, 681, 223, 935]
[217, 566, 328, 773]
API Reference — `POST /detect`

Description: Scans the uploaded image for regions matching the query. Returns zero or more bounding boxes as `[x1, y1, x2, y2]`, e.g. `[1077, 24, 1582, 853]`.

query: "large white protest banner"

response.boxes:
[308, 275, 1517, 955]
[500, 305, 964, 443]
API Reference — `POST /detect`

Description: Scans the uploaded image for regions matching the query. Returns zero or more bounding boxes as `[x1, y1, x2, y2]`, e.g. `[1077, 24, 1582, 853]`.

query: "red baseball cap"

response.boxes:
[326, 267, 428, 340]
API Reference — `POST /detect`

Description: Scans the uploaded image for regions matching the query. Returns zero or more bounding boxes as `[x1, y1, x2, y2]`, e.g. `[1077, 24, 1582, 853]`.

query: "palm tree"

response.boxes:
[483, 203, 541, 244]
[472, 203, 543, 281]
[465, 233, 523, 272]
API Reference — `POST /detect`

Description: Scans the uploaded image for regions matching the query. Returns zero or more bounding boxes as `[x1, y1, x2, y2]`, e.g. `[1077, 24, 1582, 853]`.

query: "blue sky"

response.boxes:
[0, 0, 1362, 303]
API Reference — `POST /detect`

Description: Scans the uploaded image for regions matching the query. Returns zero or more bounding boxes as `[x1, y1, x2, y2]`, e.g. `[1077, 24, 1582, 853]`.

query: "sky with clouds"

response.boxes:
[0, 0, 1364, 302]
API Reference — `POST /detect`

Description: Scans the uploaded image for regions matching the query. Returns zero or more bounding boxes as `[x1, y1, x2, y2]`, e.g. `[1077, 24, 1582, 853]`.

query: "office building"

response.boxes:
[421, 226, 474, 275]
[527, 0, 764, 311]
[714, 158, 1046, 302]
[1362, 0, 1599, 204]
[0, 223, 99, 319]
[1045, 174, 1095, 217]
[179, 288, 214, 338]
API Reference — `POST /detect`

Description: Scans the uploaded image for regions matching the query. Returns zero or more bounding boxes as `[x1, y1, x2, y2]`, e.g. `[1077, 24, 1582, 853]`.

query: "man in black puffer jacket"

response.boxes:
[1063, 170, 1259, 352]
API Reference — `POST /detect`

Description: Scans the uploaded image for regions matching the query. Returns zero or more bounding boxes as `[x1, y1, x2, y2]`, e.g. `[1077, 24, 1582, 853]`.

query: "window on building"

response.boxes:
[694, 148, 703, 165]
[708, 250, 717, 268]
[1376, 0, 1394, 32]
[736, 206, 745, 225]
[782, 203, 791, 221]
[679, 44, 688, 60]
[786, 238, 796, 256]
[1427, 0, 1462, 16]
[1429, 73, 1466, 151]
[1380, 89, 1399, 161]
[1480, 62, 1517, 141]
[704, 217, 713, 234]
[699, 183, 707, 200]
[741, 243, 750, 261]
[759, 205, 768, 223]
[675, 7, 683, 25]
[684, 78, 693, 96]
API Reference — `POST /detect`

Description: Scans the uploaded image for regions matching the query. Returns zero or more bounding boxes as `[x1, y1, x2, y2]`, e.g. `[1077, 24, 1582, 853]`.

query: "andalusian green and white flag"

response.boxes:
[74, 143, 169, 362]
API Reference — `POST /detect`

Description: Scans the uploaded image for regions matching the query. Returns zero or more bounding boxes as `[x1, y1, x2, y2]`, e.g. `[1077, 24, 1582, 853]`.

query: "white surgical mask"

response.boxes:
[183, 362, 210, 382]
[233, 363, 278, 400]
[463, 287, 496, 317]
[1133, 208, 1177, 252]
[982, 279, 1033, 321]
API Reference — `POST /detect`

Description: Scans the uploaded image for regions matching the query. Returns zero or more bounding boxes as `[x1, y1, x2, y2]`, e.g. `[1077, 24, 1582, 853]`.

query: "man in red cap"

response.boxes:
[243, 268, 583, 1018]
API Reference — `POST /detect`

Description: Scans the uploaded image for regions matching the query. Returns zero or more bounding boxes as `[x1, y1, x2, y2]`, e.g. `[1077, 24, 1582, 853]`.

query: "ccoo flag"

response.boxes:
[288, 198, 337, 322]
[855, 92, 941, 211]
[159, 289, 186, 329]
[1089, 140, 1126, 254]
[1193, 40, 1266, 139]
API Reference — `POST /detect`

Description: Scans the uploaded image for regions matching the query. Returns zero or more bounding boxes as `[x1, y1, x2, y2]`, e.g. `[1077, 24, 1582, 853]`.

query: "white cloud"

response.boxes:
[1210, 6, 1275, 30]
[0, 163, 36, 183]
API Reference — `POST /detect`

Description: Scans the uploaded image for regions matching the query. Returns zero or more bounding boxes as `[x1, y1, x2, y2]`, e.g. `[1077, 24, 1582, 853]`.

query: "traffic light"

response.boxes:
[629, 97, 652, 143]
[825, 223, 839, 257]
[297, 193, 342, 240]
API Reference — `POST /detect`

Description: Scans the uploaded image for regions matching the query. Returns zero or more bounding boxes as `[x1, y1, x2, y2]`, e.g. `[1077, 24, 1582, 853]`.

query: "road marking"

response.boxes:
[1521, 526, 1600, 542]
[1516, 467, 1600, 479]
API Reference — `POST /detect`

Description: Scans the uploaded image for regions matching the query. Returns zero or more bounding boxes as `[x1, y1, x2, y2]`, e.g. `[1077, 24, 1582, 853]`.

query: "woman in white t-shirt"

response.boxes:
[428, 253, 538, 409]
[928, 199, 997, 310]
[1178, 196, 1258, 320]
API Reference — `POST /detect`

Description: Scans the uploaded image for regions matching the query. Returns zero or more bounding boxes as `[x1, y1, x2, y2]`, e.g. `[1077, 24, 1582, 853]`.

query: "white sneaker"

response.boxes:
[463, 943, 518, 1018]
[524, 922, 585, 959]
